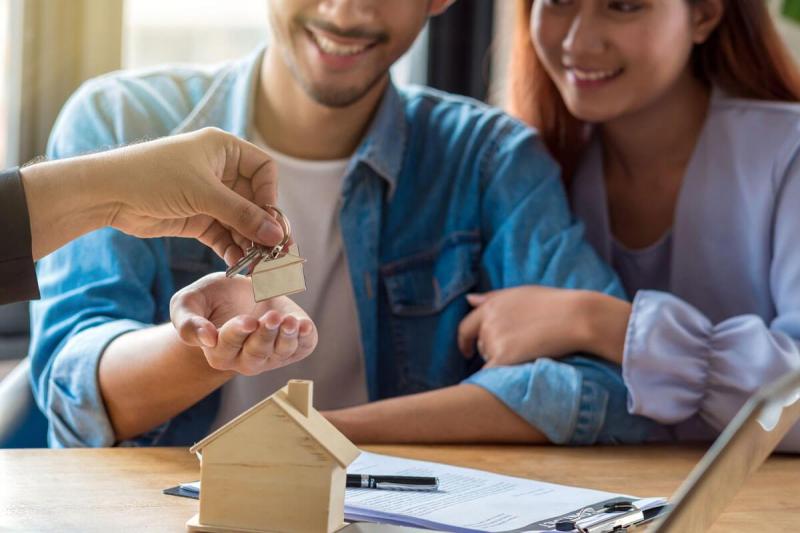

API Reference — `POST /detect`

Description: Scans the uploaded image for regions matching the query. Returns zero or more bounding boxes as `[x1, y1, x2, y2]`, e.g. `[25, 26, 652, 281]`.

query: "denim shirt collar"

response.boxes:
[171, 45, 406, 197]
[348, 82, 406, 197]
[170, 47, 262, 139]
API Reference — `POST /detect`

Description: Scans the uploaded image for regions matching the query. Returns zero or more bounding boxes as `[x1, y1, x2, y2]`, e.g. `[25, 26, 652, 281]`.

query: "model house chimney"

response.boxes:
[288, 380, 313, 417]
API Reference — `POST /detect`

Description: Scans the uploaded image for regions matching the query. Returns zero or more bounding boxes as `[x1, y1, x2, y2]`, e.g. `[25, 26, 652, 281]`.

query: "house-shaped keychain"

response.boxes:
[225, 205, 308, 303]
[250, 243, 307, 302]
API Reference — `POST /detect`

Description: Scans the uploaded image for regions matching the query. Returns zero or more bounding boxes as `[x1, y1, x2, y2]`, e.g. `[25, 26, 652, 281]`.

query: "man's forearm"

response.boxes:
[323, 384, 547, 444]
[99, 323, 233, 442]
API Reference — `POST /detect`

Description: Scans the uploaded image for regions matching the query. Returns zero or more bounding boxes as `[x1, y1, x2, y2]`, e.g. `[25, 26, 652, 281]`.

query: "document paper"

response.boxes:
[176, 452, 663, 532]
[345, 452, 656, 532]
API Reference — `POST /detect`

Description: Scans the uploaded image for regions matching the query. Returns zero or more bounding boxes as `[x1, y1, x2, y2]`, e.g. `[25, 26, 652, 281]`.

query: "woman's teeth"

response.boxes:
[311, 32, 371, 56]
[570, 68, 622, 81]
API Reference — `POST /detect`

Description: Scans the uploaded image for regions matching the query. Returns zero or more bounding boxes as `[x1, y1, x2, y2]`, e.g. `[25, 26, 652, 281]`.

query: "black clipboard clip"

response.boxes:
[556, 501, 669, 532]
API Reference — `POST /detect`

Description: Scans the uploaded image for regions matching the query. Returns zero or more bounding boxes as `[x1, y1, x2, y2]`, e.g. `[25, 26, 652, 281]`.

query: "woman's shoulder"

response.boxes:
[711, 91, 800, 140]
[708, 90, 800, 185]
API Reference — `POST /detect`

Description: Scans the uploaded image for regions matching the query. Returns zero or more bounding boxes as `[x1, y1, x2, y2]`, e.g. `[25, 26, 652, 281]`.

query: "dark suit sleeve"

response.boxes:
[0, 167, 40, 304]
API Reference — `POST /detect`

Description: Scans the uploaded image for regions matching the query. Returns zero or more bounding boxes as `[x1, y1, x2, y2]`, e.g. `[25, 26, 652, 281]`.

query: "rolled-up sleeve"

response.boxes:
[474, 127, 624, 299]
[30, 229, 168, 447]
[622, 149, 800, 453]
[42, 319, 149, 447]
[466, 359, 599, 444]
[463, 124, 629, 442]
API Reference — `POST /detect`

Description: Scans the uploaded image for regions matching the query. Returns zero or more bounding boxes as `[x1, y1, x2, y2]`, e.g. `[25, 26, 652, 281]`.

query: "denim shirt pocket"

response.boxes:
[166, 237, 218, 291]
[382, 231, 480, 316]
[379, 231, 481, 391]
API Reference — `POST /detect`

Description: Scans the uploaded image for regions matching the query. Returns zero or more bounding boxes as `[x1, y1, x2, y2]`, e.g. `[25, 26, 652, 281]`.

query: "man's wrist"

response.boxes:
[323, 406, 375, 443]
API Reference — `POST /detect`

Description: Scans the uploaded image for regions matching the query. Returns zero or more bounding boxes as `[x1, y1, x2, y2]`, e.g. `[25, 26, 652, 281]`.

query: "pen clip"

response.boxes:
[373, 482, 438, 491]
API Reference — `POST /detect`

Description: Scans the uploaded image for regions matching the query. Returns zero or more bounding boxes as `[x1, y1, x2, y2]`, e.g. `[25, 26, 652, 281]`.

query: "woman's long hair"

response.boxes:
[508, 0, 800, 182]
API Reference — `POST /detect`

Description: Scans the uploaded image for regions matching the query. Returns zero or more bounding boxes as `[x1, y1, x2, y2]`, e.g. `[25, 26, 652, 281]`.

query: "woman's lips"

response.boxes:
[565, 66, 625, 88]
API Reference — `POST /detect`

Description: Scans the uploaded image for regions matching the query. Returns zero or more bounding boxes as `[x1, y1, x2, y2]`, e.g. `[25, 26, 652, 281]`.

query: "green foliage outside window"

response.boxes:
[785, 0, 800, 22]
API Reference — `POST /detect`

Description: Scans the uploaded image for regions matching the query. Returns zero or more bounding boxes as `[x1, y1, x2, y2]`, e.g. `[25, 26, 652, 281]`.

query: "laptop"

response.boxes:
[341, 369, 800, 533]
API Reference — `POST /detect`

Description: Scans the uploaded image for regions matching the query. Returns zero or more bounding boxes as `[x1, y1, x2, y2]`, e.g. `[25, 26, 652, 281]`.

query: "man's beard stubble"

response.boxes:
[282, 16, 392, 108]
[284, 52, 390, 108]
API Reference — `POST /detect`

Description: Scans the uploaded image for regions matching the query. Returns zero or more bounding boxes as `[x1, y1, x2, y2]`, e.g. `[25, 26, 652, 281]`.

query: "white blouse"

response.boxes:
[571, 90, 800, 452]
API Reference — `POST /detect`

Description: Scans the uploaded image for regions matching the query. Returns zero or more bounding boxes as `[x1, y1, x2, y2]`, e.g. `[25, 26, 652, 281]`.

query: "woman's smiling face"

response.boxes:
[531, 0, 704, 124]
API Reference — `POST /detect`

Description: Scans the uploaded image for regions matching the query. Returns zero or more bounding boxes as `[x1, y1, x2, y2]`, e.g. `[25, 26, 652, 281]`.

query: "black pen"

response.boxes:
[346, 474, 439, 491]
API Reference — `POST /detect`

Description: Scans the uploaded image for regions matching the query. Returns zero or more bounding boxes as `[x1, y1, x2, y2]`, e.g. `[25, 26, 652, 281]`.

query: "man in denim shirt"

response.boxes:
[30, 0, 659, 448]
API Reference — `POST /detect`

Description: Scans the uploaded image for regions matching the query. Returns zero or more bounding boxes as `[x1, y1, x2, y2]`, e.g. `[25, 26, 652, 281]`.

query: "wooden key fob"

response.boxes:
[251, 242, 307, 301]
[225, 205, 307, 302]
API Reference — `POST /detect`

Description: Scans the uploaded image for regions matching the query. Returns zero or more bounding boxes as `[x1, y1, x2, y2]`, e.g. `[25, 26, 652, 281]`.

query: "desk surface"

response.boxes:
[0, 445, 797, 532]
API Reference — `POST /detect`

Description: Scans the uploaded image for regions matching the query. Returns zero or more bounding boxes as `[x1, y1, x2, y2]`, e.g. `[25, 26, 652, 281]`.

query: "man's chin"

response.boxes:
[306, 87, 369, 108]
[302, 75, 388, 109]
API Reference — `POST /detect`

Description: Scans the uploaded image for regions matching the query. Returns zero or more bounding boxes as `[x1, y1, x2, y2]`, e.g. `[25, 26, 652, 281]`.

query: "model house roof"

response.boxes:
[189, 380, 360, 467]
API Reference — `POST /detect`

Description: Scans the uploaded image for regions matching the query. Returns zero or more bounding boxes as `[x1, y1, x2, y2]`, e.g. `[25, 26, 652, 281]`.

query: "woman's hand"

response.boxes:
[170, 273, 318, 376]
[23, 127, 284, 264]
[98, 128, 283, 264]
[457, 286, 631, 367]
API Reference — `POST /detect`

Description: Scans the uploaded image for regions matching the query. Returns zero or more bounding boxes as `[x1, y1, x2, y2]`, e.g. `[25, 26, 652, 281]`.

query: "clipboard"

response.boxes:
[645, 369, 800, 532]
[564, 369, 800, 533]
[460, 370, 800, 533]
[483, 369, 800, 533]
[567, 500, 666, 532]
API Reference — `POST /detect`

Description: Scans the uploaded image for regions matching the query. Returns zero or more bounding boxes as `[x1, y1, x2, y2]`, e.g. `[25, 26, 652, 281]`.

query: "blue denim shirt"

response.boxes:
[30, 47, 632, 448]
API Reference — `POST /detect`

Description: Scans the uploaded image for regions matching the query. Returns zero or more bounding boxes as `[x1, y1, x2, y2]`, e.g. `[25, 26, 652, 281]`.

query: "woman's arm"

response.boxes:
[20, 128, 281, 262]
[620, 290, 800, 451]
[459, 264, 800, 451]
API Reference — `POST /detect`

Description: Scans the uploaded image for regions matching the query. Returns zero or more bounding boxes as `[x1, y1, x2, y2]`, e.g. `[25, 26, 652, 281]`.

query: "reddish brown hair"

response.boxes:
[508, 0, 800, 182]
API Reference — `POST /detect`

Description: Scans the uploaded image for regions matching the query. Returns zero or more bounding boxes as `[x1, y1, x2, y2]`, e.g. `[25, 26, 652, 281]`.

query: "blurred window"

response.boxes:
[122, 0, 424, 84]
[122, 0, 269, 69]
[0, 0, 11, 166]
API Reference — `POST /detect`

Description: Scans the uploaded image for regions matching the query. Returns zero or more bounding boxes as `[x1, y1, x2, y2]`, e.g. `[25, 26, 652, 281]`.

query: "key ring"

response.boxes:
[262, 205, 291, 259]
[225, 204, 293, 278]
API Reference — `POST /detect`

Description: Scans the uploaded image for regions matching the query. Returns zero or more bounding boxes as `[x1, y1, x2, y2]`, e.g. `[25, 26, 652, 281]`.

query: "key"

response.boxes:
[226, 246, 264, 278]
[223, 205, 306, 302]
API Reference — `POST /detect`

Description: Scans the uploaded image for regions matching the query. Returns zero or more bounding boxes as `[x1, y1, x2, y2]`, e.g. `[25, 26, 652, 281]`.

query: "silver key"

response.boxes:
[225, 246, 265, 278]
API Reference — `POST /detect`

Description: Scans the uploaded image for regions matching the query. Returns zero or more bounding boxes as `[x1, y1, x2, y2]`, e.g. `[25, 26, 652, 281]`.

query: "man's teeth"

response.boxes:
[570, 68, 621, 81]
[311, 32, 370, 56]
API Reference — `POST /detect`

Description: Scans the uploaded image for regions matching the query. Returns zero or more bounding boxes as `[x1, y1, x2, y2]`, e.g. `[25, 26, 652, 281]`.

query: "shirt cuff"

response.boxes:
[45, 319, 148, 448]
[464, 359, 589, 444]
[622, 290, 711, 423]
[0, 167, 39, 304]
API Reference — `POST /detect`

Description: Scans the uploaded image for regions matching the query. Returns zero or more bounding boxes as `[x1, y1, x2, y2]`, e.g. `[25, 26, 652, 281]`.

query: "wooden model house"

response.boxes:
[186, 380, 360, 533]
[251, 243, 307, 302]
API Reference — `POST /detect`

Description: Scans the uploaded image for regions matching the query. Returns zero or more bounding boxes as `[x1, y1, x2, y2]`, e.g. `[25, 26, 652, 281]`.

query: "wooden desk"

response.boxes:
[0, 445, 797, 532]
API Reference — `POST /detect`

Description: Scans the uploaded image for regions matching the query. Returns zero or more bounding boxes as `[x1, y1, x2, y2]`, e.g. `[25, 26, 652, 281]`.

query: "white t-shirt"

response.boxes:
[210, 134, 368, 431]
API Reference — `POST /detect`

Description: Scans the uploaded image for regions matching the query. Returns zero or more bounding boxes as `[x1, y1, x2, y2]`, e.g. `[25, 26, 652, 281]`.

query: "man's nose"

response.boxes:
[317, 0, 379, 30]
